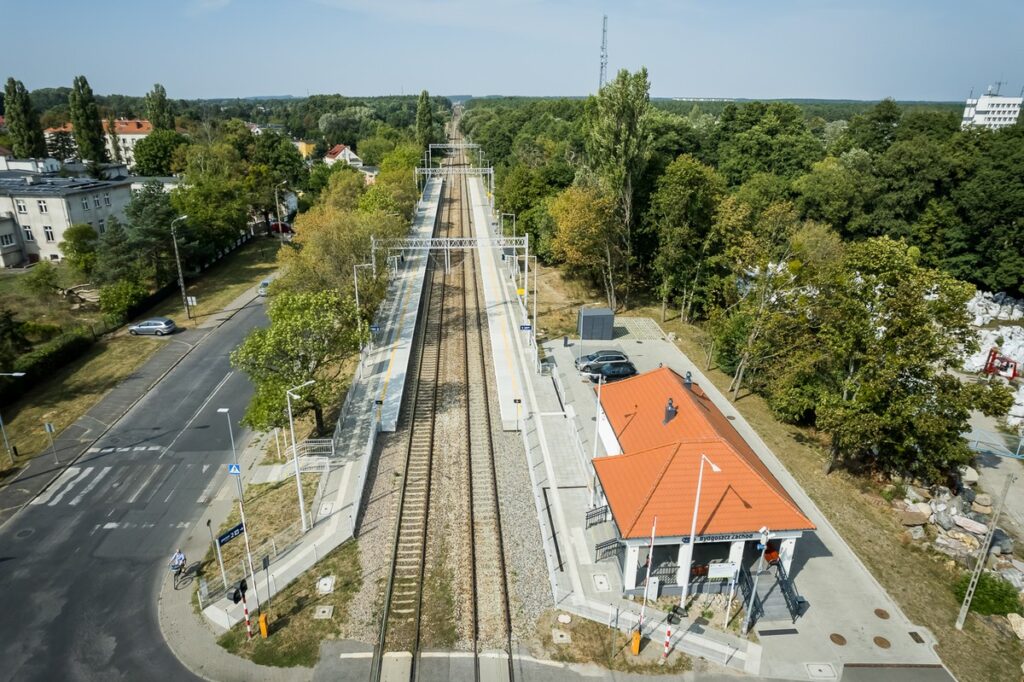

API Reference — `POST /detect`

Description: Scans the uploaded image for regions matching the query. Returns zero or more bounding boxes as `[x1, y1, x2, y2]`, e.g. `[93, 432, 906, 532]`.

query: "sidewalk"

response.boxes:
[0, 284, 263, 528]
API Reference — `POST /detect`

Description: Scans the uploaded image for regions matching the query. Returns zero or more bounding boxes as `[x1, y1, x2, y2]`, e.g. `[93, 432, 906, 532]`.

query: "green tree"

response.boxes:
[586, 68, 653, 309]
[0, 308, 30, 370]
[20, 261, 61, 300]
[549, 185, 619, 306]
[416, 90, 434, 151]
[132, 129, 188, 176]
[99, 279, 148, 324]
[144, 83, 174, 130]
[46, 130, 75, 161]
[230, 291, 361, 433]
[107, 114, 123, 164]
[59, 223, 100, 277]
[68, 76, 107, 164]
[355, 135, 396, 166]
[124, 181, 178, 282]
[3, 78, 46, 158]
[647, 154, 725, 321]
[842, 98, 902, 154]
[93, 217, 137, 284]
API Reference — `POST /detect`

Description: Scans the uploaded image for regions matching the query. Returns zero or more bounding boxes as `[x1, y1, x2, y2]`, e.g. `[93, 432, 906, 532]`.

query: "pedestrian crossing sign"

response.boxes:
[228, 463, 241, 475]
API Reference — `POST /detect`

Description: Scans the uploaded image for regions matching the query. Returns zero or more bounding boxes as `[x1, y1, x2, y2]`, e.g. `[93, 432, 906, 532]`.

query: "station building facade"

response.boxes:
[589, 367, 815, 597]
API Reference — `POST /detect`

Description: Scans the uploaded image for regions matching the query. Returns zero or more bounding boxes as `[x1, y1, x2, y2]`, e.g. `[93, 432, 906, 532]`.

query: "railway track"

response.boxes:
[371, 132, 513, 682]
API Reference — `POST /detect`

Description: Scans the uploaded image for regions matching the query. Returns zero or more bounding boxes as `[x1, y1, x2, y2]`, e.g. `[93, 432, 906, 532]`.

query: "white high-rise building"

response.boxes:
[962, 85, 1022, 130]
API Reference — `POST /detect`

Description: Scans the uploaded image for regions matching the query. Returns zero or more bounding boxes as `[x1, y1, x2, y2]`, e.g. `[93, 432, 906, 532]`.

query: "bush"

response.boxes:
[99, 279, 149, 324]
[0, 330, 94, 406]
[954, 571, 1022, 616]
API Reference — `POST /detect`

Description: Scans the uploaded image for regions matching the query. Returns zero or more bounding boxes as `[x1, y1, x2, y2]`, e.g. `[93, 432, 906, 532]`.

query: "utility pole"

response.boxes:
[599, 14, 609, 90]
[170, 215, 190, 320]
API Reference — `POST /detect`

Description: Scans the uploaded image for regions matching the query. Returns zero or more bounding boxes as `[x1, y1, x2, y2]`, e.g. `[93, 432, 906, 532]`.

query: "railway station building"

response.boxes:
[587, 367, 815, 598]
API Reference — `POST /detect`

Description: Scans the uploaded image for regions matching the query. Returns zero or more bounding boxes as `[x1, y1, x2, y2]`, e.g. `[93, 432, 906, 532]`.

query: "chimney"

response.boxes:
[663, 397, 677, 425]
[684, 371, 693, 390]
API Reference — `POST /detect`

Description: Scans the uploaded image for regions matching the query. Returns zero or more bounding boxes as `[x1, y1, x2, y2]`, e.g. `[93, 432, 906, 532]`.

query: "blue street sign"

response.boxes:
[217, 522, 244, 547]
[520, 324, 532, 331]
[227, 463, 241, 475]
[369, 324, 381, 333]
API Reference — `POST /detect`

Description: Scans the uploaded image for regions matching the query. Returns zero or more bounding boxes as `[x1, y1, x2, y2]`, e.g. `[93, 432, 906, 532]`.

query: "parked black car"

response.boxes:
[585, 361, 637, 383]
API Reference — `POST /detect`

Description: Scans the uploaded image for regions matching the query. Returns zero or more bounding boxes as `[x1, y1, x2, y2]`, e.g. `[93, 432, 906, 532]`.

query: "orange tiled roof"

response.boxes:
[593, 367, 814, 539]
[325, 143, 349, 159]
[44, 119, 152, 135]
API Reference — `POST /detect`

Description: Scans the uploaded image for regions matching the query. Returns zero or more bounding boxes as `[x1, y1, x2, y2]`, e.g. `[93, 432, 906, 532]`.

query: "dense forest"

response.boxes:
[461, 72, 1021, 482]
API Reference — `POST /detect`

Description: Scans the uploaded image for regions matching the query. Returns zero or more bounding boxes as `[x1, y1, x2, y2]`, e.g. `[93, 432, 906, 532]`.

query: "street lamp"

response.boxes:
[0, 372, 25, 466]
[217, 407, 260, 613]
[286, 380, 315, 533]
[680, 453, 721, 613]
[170, 215, 190, 321]
[742, 526, 771, 635]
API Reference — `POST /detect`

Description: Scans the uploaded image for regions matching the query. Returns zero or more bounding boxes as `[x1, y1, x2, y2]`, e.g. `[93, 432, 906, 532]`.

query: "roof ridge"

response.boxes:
[623, 443, 679, 537]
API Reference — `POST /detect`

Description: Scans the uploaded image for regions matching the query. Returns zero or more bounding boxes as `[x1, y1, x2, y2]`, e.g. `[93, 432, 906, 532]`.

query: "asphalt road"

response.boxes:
[0, 300, 266, 682]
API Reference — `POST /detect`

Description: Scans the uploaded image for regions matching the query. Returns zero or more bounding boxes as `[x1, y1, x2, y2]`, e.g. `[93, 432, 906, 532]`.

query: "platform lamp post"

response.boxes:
[170, 215, 190, 321]
[287, 380, 315, 533]
[217, 407, 260, 613]
[0, 372, 25, 467]
[274, 181, 287, 243]
[353, 263, 374, 354]
[680, 453, 721, 614]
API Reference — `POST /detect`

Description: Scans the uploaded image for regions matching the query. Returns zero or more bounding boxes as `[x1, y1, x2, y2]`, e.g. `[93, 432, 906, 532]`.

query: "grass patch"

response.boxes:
[419, 539, 457, 649]
[0, 264, 105, 329]
[203, 474, 320, 576]
[537, 610, 691, 674]
[218, 540, 362, 668]
[1, 335, 159, 462]
[145, 238, 281, 325]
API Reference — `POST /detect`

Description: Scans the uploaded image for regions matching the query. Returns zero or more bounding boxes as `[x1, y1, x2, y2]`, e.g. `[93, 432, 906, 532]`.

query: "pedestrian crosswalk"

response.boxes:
[86, 445, 163, 454]
[30, 457, 213, 511]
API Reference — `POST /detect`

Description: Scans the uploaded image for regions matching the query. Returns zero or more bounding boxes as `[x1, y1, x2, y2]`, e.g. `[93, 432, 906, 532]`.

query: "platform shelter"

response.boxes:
[589, 367, 815, 597]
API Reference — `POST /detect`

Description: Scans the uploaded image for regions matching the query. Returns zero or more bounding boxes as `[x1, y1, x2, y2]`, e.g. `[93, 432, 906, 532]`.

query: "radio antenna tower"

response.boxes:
[599, 15, 609, 90]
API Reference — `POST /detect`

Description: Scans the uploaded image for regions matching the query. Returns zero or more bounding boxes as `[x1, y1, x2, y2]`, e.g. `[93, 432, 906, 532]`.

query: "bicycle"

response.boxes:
[170, 561, 188, 589]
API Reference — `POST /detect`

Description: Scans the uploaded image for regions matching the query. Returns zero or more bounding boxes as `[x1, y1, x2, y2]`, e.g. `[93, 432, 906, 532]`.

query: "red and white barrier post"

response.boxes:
[242, 592, 253, 640]
[660, 625, 671, 664]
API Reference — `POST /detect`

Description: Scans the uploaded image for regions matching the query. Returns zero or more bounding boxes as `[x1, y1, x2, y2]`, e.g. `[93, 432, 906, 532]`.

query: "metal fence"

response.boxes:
[966, 428, 1024, 460]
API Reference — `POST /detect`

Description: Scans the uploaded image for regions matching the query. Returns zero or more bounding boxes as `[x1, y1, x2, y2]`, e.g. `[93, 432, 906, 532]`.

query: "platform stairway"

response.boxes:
[754, 561, 803, 623]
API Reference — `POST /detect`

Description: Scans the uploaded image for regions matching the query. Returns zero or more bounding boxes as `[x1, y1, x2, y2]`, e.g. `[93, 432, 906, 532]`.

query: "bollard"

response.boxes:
[660, 624, 671, 665]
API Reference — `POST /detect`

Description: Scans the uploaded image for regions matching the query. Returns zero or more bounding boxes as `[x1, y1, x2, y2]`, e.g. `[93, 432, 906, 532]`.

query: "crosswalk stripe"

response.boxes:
[69, 466, 112, 506]
[48, 467, 94, 506]
[87, 447, 100, 453]
[31, 467, 80, 505]
[133, 446, 147, 451]
[147, 446, 161, 451]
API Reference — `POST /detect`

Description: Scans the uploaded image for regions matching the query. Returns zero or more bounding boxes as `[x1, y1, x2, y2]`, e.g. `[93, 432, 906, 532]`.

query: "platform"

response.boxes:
[467, 175, 529, 430]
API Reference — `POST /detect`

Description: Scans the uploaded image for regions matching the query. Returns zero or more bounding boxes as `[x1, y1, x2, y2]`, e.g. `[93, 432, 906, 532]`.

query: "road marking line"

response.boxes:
[31, 467, 81, 505]
[202, 464, 210, 474]
[69, 466, 112, 506]
[48, 467, 93, 506]
[148, 446, 161, 451]
[87, 447, 100, 453]
[127, 465, 162, 504]
[338, 652, 373, 659]
[116, 447, 131, 452]
[103, 522, 119, 530]
[101, 447, 114, 453]
[133, 446, 147, 451]
[161, 371, 234, 459]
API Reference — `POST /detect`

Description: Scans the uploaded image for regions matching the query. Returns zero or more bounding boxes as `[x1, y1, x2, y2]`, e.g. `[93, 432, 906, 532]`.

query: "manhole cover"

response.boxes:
[873, 636, 891, 649]
[874, 608, 890, 619]
[313, 605, 334, 620]
[15, 528, 33, 539]
[806, 663, 837, 679]
[319, 502, 333, 516]
[829, 633, 846, 646]
[592, 573, 609, 592]
[551, 628, 571, 644]
[726, 415, 736, 420]
[317, 576, 336, 594]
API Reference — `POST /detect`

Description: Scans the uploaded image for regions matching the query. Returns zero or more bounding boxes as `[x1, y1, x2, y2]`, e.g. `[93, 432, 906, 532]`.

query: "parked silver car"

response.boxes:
[128, 317, 177, 336]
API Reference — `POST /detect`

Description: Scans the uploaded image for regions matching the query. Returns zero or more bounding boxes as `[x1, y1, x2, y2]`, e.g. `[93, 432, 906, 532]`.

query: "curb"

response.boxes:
[0, 292, 261, 531]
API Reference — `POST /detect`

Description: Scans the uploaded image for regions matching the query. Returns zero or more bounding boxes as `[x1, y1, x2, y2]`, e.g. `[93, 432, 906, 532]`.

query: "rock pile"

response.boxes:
[894, 468, 1024, 592]
[966, 291, 1024, 327]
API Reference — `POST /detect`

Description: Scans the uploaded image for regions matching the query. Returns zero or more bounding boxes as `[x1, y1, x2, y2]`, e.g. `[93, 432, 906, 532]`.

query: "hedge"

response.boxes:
[0, 330, 94, 406]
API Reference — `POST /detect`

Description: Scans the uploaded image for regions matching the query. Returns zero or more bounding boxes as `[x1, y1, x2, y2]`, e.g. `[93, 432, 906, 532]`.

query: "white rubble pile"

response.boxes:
[966, 290, 1024, 327]
[962, 326, 1024, 373]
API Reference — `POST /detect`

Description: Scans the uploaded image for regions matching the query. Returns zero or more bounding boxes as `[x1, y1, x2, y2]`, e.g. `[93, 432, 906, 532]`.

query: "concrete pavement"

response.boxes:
[0, 285, 266, 681]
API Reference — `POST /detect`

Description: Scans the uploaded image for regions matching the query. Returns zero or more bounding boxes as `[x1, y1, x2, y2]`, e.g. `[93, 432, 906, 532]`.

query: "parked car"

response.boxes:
[577, 350, 628, 373]
[128, 317, 177, 336]
[257, 279, 271, 296]
[269, 221, 292, 234]
[585, 361, 637, 383]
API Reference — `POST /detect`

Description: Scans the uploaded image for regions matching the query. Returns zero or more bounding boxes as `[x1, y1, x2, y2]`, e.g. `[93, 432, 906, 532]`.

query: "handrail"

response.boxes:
[774, 560, 802, 623]
[737, 565, 763, 625]
[585, 505, 609, 528]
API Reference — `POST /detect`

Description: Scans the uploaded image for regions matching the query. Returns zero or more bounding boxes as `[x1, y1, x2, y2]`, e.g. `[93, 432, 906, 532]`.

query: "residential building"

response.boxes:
[43, 119, 154, 170]
[962, 85, 1023, 130]
[324, 143, 362, 168]
[0, 157, 61, 174]
[588, 367, 815, 598]
[245, 122, 286, 136]
[0, 176, 132, 265]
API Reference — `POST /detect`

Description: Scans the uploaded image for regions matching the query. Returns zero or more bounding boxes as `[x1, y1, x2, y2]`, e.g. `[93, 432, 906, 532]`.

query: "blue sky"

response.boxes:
[3, 0, 1022, 101]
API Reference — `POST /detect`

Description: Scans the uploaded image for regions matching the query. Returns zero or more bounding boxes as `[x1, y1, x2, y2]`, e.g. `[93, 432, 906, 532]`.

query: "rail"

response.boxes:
[586, 505, 609, 528]
[737, 565, 763, 627]
[774, 559, 803, 623]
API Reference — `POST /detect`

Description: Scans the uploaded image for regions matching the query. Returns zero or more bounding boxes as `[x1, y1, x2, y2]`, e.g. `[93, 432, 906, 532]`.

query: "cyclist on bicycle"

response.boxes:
[170, 549, 186, 574]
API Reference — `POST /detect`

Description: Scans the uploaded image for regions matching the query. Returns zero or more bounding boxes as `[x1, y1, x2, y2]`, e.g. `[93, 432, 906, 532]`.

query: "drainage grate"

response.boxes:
[313, 605, 334, 620]
[758, 628, 798, 636]
[909, 631, 924, 644]
[874, 608, 890, 619]
[829, 633, 847, 646]
[873, 636, 891, 649]
[805, 663, 837, 679]
[592, 573, 609, 592]
[551, 628, 572, 644]
[317, 576, 336, 594]
[15, 528, 33, 539]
